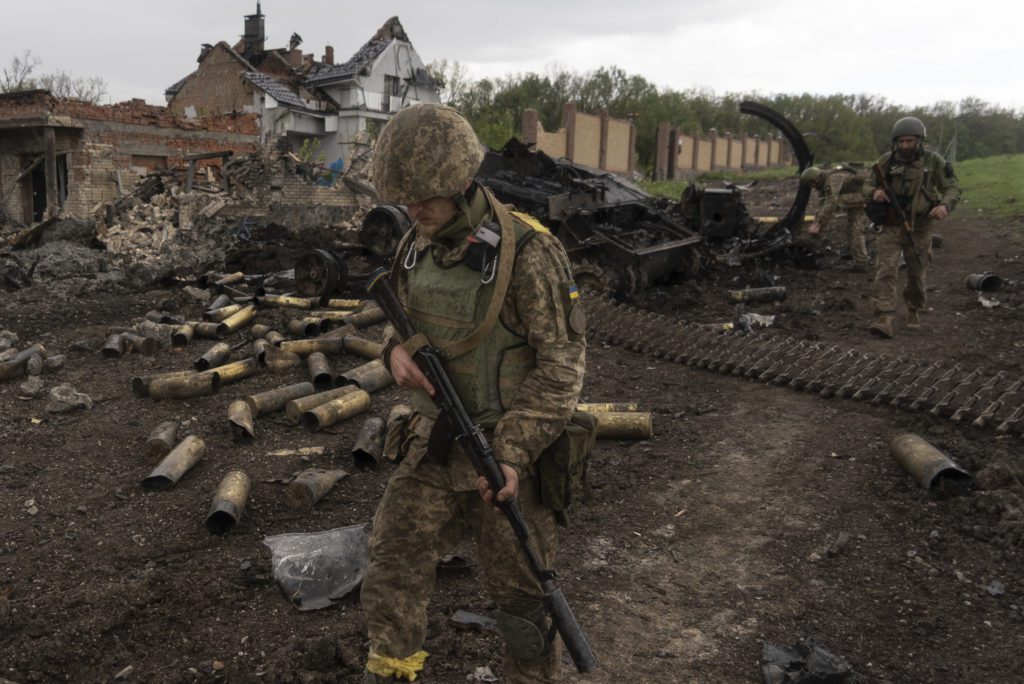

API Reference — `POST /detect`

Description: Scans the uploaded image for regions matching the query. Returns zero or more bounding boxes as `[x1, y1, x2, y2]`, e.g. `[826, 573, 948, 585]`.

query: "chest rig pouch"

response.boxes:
[537, 410, 598, 527]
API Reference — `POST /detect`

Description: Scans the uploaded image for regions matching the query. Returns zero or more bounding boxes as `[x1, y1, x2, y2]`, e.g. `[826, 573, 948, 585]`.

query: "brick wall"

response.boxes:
[521, 103, 635, 174]
[167, 44, 255, 118]
[654, 124, 795, 179]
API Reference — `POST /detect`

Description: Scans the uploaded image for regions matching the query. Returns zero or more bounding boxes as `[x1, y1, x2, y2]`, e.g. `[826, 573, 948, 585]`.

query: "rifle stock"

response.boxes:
[366, 267, 598, 673]
[873, 161, 923, 267]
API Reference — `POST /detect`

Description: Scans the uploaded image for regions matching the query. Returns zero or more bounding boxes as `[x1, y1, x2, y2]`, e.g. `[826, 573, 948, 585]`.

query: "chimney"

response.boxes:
[242, 2, 265, 60]
[287, 49, 303, 67]
[324, 45, 334, 65]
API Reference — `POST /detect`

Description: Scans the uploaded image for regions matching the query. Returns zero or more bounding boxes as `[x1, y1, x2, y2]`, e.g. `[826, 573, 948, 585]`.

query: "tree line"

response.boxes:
[1, 50, 107, 104]
[428, 61, 1024, 174]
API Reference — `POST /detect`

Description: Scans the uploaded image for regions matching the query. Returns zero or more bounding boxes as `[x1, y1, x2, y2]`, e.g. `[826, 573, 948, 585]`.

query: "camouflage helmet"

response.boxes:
[891, 116, 927, 140]
[800, 166, 824, 185]
[370, 104, 484, 205]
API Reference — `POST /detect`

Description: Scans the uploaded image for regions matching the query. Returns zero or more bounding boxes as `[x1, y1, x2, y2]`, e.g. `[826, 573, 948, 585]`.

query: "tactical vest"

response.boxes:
[404, 218, 538, 427]
[880, 151, 944, 219]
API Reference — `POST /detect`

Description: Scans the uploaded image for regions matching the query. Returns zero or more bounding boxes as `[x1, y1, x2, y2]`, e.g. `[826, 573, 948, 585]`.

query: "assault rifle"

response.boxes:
[366, 267, 598, 674]
[872, 161, 923, 267]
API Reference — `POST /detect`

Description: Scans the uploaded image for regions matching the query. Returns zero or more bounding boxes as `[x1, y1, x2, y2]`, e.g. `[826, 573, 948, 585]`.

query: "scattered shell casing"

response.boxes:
[323, 298, 364, 309]
[210, 357, 259, 387]
[727, 286, 787, 303]
[264, 346, 304, 372]
[342, 335, 384, 360]
[244, 382, 315, 417]
[303, 389, 372, 432]
[191, 321, 224, 340]
[205, 470, 251, 535]
[203, 303, 242, 322]
[171, 323, 195, 347]
[214, 271, 245, 288]
[352, 416, 386, 466]
[147, 370, 222, 400]
[142, 435, 205, 490]
[207, 293, 233, 311]
[889, 433, 973, 490]
[250, 323, 272, 339]
[132, 369, 198, 398]
[591, 410, 653, 440]
[265, 329, 285, 346]
[144, 420, 179, 461]
[286, 317, 327, 338]
[285, 385, 360, 424]
[576, 402, 639, 413]
[279, 337, 347, 357]
[0, 343, 46, 381]
[101, 333, 127, 358]
[194, 342, 232, 371]
[307, 352, 335, 392]
[343, 307, 387, 329]
[228, 399, 256, 440]
[337, 359, 394, 393]
[285, 468, 348, 511]
[123, 333, 158, 356]
[257, 294, 314, 310]
[307, 310, 359, 321]
[252, 338, 270, 365]
[320, 323, 358, 340]
[216, 304, 257, 337]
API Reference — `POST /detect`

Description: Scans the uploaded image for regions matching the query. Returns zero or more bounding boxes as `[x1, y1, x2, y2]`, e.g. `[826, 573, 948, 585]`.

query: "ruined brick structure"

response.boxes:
[654, 122, 794, 180]
[521, 103, 636, 175]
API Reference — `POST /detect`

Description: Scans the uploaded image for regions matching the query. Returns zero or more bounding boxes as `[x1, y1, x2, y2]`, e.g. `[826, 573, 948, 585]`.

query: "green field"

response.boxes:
[640, 155, 1024, 219]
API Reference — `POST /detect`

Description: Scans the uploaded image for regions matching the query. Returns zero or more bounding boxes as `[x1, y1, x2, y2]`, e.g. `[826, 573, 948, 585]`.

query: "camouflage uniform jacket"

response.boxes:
[864, 150, 961, 226]
[816, 167, 868, 230]
[382, 186, 586, 490]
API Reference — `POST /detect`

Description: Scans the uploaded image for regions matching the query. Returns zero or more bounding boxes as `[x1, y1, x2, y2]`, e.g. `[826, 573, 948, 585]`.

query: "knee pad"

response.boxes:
[496, 606, 548, 662]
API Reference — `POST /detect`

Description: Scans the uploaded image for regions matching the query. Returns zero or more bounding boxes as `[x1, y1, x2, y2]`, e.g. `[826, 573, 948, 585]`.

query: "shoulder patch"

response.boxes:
[510, 211, 550, 234]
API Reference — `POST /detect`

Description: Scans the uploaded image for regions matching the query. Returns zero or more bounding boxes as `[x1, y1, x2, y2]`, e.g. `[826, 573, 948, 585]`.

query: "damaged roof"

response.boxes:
[241, 72, 320, 114]
[304, 17, 408, 86]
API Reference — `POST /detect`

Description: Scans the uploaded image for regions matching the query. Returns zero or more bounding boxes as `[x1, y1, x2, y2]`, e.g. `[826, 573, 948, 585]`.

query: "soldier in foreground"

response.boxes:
[800, 165, 871, 271]
[360, 104, 588, 683]
[864, 116, 961, 339]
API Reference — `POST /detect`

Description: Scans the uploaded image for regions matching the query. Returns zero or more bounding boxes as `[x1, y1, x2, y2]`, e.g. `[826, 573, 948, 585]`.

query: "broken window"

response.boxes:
[382, 75, 400, 113]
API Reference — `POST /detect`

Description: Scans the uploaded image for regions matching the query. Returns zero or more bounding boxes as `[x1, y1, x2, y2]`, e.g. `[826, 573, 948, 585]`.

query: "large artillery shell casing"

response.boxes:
[211, 357, 259, 386]
[352, 416, 386, 466]
[343, 307, 387, 329]
[216, 304, 257, 336]
[252, 338, 270, 365]
[342, 335, 384, 360]
[145, 310, 185, 325]
[132, 369, 198, 398]
[965, 273, 1002, 292]
[205, 470, 251, 535]
[591, 410, 653, 440]
[101, 333, 127, 358]
[337, 359, 394, 393]
[250, 323, 272, 339]
[285, 385, 361, 424]
[245, 381, 315, 417]
[727, 286, 787, 304]
[257, 294, 314, 310]
[265, 329, 286, 346]
[889, 433, 973, 491]
[285, 468, 348, 511]
[302, 389, 372, 432]
[228, 399, 256, 440]
[279, 337, 347, 358]
[323, 298, 364, 309]
[191, 321, 224, 340]
[194, 342, 232, 371]
[286, 317, 329, 338]
[307, 352, 335, 392]
[171, 323, 195, 347]
[321, 323, 358, 340]
[264, 346, 303, 372]
[203, 303, 242, 322]
[142, 435, 205, 490]
[576, 402, 639, 413]
[308, 310, 360, 321]
[214, 271, 245, 288]
[147, 370, 221, 400]
[144, 420, 180, 461]
[0, 343, 47, 381]
[122, 333, 158, 356]
[207, 293, 233, 311]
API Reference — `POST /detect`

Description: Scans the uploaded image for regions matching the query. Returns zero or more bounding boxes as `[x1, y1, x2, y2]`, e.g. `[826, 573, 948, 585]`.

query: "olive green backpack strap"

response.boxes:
[439, 186, 517, 360]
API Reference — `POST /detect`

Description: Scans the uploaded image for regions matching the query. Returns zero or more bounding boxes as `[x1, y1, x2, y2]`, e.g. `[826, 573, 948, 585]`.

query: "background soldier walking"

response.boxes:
[800, 165, 871, 271]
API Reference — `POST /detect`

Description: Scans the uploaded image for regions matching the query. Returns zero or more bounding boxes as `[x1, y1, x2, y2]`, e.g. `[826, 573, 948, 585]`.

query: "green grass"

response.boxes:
[955, 155, 1024, 218]
[639, 166, 799, 200]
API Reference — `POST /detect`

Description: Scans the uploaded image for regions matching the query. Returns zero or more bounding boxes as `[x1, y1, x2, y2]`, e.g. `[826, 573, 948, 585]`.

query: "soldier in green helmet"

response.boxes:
[799, 164, 871, 271]
[863, 116, 961, 339]
[360, 103, 588, 683]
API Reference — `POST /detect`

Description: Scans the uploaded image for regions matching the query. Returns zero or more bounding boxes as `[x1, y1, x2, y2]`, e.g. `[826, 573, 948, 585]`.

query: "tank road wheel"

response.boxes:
[572, 260, 615, 294]
[294, 249, 348, 299]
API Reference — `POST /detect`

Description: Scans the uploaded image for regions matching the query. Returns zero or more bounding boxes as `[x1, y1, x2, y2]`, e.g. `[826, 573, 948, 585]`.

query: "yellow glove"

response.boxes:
[366, 649, 429, 682]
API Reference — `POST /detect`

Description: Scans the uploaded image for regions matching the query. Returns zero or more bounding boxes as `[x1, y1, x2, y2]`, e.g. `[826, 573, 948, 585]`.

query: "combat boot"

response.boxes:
[868, 316, 894, 339]
[906, 309, 921, 330]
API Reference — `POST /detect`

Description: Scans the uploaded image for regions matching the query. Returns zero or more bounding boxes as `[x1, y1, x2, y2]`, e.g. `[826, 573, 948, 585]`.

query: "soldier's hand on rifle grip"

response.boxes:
[928, 204, 949, 220]
[388, 344, 435, 397]
[872, 188, 890, 203]
[477, 464, 519, 510]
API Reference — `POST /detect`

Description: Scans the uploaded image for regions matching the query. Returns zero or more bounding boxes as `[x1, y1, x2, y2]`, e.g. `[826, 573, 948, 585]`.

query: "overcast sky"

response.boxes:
[3, 0, 1021, 113]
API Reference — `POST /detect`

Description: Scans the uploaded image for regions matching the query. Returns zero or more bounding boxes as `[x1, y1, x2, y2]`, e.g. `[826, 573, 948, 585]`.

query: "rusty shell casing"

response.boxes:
[205, 470, 251, 535]
[279, 337, 347, 358]
[207, 293, 233, 311]
[228, 399, 256, 440]
[0, 344, 47, 381]
[191, 321, 224, 340]
[144, 420, 179, 461]
[889, 433, 973, 491]
[965, 273, 1002, 292]
[171, 323, 195, 347]
[592, 410, 653, 440]
[576, 402, 639, 413]
[321, 323, 358, 340]
[352, 416, 386, 466]
[203, 303, 243, 322]
[307, 309, 360, 321]
[250, 323, 272, 339]
[244, 381, 315, 417]
[122, 333, 158, 356]
[302, 388, 372, 432]
[307, 352, 335, 392]
[252, 338, 270, 365]
[194, 342, 232, 371]
[142, 435, 206, 490]
[210, 357, 259, 387]
[101, 333, 127, 358]
[284, 384, 361, 424]
[257, 294, 314, 310]
[286, 317, 326, 338]
[337, 359, 394, 393]
[216, 304, 257, 337]
[214, 271, 245, 288]
[727, 286, 787, 304]
[264, 329, 286, 346]
[343, 307, 387, 329]
[285, 468, 348, 511]
[147, 371, 221, 400]
[342, 335, 384, 360]
[323, 298, 365, 309]
[263, 345, 303, 372]
[132, 369, 198, 398]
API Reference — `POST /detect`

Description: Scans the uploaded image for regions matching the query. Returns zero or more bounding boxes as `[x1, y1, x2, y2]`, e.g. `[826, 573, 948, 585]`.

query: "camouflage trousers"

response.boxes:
[841, 209, 870, 265]
[361, 452, 561, 683]
[872, 220, 934, 316]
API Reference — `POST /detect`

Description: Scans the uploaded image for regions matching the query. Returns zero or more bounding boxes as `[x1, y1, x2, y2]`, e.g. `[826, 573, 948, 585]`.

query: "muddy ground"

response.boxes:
[1, 180, 1023, 683]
